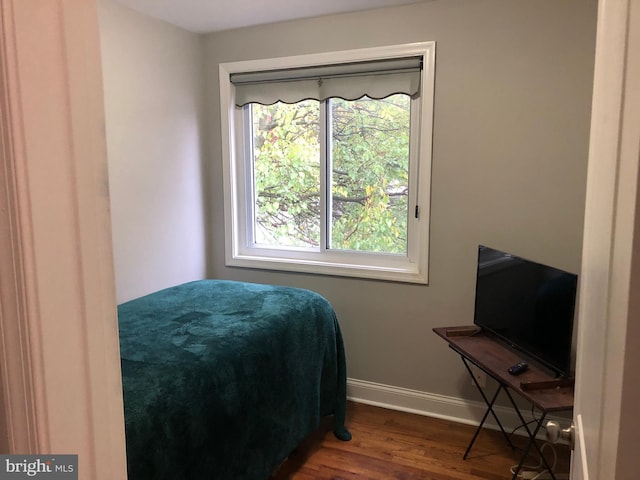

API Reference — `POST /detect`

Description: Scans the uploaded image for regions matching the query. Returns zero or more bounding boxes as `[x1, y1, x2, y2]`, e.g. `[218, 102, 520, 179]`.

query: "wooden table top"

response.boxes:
[434, 326, 574, 412]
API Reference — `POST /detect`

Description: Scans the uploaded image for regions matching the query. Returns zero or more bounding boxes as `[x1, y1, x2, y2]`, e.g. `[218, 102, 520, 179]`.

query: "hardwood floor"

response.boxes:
[271, 402, 571, 480]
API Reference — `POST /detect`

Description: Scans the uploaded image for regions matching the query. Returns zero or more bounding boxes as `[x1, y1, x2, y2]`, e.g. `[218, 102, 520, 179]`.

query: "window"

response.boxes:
[219, 43, 435, 283]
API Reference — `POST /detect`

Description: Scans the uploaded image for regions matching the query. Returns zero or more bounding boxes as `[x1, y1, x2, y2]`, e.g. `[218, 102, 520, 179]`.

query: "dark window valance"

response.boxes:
[230, 56, 422, 107]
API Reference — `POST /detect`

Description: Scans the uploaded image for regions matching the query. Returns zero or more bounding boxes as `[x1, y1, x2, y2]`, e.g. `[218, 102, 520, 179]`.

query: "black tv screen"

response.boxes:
[473, 245, 578, 377]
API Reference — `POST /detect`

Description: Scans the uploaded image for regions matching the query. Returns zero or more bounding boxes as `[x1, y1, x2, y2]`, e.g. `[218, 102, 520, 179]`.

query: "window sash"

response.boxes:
[231, 56, 422, 107]
[242, 95, 417, 254]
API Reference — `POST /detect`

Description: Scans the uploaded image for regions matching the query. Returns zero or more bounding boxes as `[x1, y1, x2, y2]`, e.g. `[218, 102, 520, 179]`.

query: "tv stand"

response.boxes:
[433, 326, 574, 480]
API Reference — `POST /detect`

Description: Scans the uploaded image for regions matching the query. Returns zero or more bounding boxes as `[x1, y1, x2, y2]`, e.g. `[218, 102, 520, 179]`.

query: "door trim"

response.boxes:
[0, 0, 127, 477]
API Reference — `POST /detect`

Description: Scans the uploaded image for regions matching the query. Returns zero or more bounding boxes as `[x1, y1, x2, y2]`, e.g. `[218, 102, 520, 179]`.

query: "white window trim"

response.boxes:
[219, 42, 435, 284]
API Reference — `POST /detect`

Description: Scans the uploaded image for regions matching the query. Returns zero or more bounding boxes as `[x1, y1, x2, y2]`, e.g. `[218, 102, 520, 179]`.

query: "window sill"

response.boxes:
[226, 252, 428, 284]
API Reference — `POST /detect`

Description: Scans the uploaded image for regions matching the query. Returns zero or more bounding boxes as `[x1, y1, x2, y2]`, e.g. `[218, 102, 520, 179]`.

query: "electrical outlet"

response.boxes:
[518, 471, 569, 479]
[469, 365, 486, 388]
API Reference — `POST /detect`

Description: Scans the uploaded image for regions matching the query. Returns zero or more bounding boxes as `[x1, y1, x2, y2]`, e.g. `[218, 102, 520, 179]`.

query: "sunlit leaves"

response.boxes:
[251, 94, 410, 254]
[330, 95, 410, 253]
[252, 100, 320, 247]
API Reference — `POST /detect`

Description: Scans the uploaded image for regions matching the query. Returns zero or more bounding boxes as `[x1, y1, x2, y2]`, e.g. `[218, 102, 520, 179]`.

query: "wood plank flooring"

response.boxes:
[271, 402, 571, 480]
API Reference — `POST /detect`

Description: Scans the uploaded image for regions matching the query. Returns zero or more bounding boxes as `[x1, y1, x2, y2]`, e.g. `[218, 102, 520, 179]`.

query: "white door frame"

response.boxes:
[572, 0, 640, 478]
[0, 0, 127, 478]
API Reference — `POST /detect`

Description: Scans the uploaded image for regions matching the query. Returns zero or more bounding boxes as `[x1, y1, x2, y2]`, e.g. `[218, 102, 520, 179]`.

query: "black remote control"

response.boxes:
[508, 362, 528, 375]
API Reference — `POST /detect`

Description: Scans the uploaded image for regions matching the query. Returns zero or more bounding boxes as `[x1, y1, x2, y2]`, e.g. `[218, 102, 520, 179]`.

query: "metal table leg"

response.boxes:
[460, 356, 515, 459]
[504, 388, 556, 480]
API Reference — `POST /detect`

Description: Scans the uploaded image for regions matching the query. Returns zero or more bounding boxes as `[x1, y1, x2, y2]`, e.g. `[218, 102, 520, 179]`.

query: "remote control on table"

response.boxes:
[508, 362, 528, 375]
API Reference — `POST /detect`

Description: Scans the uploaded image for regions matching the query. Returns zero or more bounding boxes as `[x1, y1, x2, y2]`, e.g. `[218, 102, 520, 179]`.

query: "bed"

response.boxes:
[117, 279, 351, 479]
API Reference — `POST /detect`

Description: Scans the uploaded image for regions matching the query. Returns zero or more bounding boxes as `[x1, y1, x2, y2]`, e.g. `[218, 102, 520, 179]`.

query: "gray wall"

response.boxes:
[99, 0, 207, 303]
[204, 0, 597, 402]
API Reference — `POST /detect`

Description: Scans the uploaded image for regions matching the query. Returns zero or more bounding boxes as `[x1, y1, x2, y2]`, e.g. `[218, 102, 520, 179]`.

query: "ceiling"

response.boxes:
[113, 0, 429, 34]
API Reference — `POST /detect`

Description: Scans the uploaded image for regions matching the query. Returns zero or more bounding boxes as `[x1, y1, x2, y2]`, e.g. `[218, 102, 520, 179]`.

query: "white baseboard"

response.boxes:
[346, 378, 569, 440]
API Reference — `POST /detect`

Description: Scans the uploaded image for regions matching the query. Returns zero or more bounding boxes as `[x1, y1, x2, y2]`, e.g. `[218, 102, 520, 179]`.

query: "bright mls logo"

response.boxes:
[0, 456, 77, 479]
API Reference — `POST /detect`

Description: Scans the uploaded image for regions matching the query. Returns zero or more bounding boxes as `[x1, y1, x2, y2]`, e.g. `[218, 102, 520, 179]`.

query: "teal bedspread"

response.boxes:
[118, 280, 350, 479]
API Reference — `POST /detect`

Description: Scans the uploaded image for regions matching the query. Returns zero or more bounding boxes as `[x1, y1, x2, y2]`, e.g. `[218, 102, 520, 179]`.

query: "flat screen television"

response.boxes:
[473, 245, 578, 378]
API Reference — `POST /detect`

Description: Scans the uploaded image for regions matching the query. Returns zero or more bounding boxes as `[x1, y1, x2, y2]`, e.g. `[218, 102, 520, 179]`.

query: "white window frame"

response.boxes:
[219, 42, 435, 284]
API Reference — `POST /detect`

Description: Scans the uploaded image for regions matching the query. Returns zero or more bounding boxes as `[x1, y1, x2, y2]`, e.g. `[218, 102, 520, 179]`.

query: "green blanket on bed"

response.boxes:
[118, 280, 350, 480]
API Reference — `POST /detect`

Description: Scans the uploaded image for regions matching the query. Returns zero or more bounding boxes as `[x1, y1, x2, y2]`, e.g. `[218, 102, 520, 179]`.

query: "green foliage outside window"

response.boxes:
[251, 94, 410, 254]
